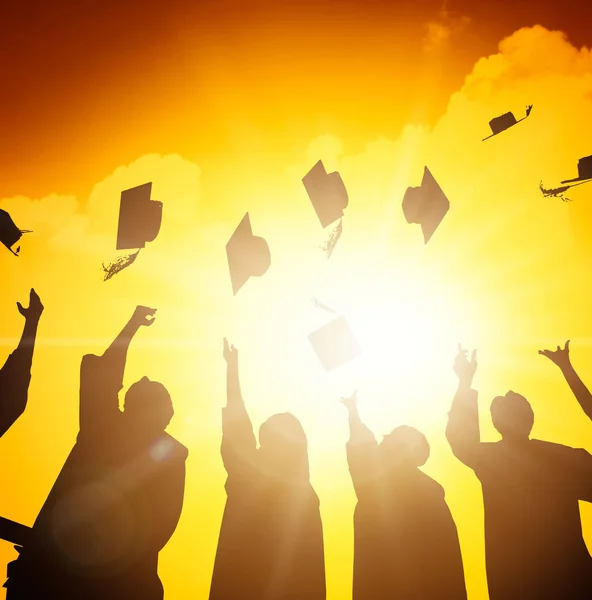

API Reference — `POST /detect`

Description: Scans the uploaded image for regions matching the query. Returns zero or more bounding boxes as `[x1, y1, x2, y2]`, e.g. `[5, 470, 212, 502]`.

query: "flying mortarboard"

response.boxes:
[482, 105, 533, 141]
[102, 183, 162, 280]
[0, 209, 31, 256]
[116, 183, 163, 250]
[226, 212, 271, 296]
[561, 155, 592, 184]
[402, 167, 450, 244]
[308, 315, 362, 372]
[302, 160, 349, 229]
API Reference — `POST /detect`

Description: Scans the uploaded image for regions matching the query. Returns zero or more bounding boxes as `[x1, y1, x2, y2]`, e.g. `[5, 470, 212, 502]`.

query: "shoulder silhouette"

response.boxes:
[446, 345, 592, 600]
[341, 392, 467, 600]
[4, 306, 187, 600]
[209, 339, 326, 600]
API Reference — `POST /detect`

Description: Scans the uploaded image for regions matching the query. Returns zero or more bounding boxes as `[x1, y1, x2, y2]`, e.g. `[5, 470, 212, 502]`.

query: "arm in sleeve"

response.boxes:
[345, 410, 380, 499]
[445, 386, 483, 470]
[0, 315, 40, 437]
[558, 363, 592, 423]
[220, 358, 257, 477]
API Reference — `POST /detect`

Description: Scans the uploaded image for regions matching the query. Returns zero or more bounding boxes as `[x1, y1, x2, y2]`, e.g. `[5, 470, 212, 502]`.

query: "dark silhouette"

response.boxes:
[402, 166, 450, 244]
[341, 392, 467, 600]
[4, 306, 188, 600]
[302, 160, 348, 257]
[226, 213, 271, 295]
[446, 345, 592, 600]
[482, 104, 533, 141]
[209, 339, 326, 599]
[0, 209, 32, 256]
[539, 340, 592, 422]
[561, 154, 592, 184]
[0, 289, 44, 438]
[103, 183, 163, 280]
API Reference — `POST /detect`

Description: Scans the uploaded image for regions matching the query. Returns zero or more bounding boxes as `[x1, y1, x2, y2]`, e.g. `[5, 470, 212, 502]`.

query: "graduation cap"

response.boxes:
[402, 167, 450, 244]
[561, 155, 592, 184]
[102, 183, 162, 280]
[226, 212, 271, 295]
[116, 183, 162, 250]
[308, 315, 362, 372]
[482, 105, 533, 141]
[303, 160, 348, 257]
[0, 209, 32, 256]
[0, 516, 31, 546]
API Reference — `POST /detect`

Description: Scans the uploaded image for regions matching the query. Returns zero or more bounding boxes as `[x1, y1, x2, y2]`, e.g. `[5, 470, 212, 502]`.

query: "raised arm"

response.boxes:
[539, 340, 592, 422]
[446, 344, 482, 469]
[340, 392, 379, 498]
[0, 289, 44, 437]
[220, 339, 256, 477]
[79, 306, 156, 430]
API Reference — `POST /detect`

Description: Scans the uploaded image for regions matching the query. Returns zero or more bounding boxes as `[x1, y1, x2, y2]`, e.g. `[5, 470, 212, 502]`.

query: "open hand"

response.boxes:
[538, 340, 571, 369]
[454, 344, 477, 388]
[223, 338, 238, 365]
[131, 306, 157, 327]
[339, 390, 358, 412]
[17, 288, 44, 320]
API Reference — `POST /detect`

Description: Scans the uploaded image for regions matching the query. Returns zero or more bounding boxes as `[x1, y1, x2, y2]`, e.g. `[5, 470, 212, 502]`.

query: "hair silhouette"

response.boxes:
[341, 393, 467, 599]
[0, 289, 43, 438]
[4, 306, 188, 600]
[208, 339, 326, 599]
[447, 345, 592, 600]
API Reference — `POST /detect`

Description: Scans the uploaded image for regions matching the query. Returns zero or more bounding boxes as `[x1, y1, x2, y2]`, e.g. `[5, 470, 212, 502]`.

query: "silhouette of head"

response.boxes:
[124, 376, 173, 434]
[380, 425, 430, 469]
[258, 413, 309, 481]
[490, 391, 534, 440]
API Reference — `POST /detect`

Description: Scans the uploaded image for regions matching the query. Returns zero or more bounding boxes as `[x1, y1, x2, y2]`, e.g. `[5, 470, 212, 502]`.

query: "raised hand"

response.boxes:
[538, 340, 571, 369]
[339, 390, 358, 413]
[17, 288, 44, 321]
[223, 338, 238, 365]
[131, 306, 157, 327]
[454, 343, 477, 388]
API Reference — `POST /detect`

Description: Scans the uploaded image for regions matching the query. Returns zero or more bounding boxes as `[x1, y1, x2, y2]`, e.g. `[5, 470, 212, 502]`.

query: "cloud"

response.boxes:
[422, 4, 471, 53]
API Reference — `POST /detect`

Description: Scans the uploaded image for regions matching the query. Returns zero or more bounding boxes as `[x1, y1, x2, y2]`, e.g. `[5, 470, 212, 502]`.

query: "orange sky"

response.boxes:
[1, 3, 592, 600]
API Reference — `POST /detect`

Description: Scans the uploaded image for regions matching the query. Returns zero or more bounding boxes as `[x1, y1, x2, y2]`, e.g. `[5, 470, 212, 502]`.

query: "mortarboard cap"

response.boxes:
[402, 167, 450, 244]
[303, 160, 349, 229]
[482, 105, 532, 141]
[116, 183, 163, 250]
[226, 213, 271, 295]
[0, 516, 31, 546]
[0, 209, 29, 256]
[561, 155, 592, 184]
[308, 316, 362, 372]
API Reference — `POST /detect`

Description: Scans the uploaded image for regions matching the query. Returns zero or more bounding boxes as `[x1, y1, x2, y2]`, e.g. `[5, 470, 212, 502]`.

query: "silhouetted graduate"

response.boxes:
[446, 345, 592, 600]
[0, 289, 44, 438]
[5, 306, 188, 600]
[341, 393, 467, 600]
[539, 340, 592, 423]
[103, 183, 163, 280]
[402, 167, 450, 244]
[303, 160, 348, 257]
[482, 105, 533, 141]
[226, 213, 271, 295]
[209, 340, 326, 600]
[0, 209, 32, 256]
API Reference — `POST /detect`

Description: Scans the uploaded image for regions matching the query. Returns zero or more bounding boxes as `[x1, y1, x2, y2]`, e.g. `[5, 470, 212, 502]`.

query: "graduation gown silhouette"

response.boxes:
[447, 387, 592, 599]
[347, 423, 467, 600]
[209, 403, 326, 600]
[4, 353, 188, 600]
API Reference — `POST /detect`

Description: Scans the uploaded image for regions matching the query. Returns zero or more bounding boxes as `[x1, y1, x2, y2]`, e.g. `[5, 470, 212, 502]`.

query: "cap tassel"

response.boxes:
[320, 218, 343, 258]
[102, 249, 141, 281]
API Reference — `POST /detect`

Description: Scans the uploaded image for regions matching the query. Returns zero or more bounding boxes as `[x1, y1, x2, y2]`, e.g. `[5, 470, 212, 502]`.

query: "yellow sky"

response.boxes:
[1, 25, 592, 600]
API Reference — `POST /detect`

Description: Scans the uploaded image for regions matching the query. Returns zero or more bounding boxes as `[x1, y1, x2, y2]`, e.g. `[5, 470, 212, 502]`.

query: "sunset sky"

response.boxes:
[1, 1, 592, 598]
